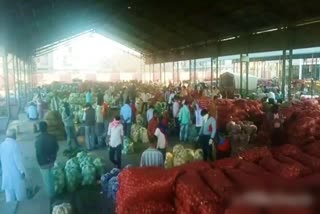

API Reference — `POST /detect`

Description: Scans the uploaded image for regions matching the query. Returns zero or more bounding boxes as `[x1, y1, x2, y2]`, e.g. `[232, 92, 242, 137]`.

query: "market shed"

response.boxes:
[1, 0, 320, 117]
[1, 0, 320, 59]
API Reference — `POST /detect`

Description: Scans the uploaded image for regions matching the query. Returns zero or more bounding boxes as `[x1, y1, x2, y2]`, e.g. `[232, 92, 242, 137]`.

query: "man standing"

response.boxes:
[107, 116, 124, 169]
[86, 89, 92, 104]
[140, 138, 164, 167]
[35, 121, 59, 199]
[50, 92, 60, 112]
[95, 100, 105, 147]
[146, 105, 154, 123]
[178, 100, 191, 143]
[0, 129, 27, 202]
[172, 97, 180, 135]
[83, 103, 96, 150]
[120, 99, 132, 138]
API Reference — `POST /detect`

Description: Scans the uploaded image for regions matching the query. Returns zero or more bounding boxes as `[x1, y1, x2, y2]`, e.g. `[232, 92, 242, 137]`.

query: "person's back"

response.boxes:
[85, 106, 96, 126]
[140, 147, 163, 167]
[120, 103, 132, 123]
[35, 131, 58, 167]
[179, 104, 190, 124]
[28, 104, 37, 120]
[86, 90, 92, 104]
[146, 107, 154, 122]
[0, 129, 26, 202]
[0, 137, 25, 190]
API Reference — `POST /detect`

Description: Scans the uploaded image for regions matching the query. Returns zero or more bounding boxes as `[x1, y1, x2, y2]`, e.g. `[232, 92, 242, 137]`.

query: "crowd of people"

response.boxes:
[0, 82, 236, 204]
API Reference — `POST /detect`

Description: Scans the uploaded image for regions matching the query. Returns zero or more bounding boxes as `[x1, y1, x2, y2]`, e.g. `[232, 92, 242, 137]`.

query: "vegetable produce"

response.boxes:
[81, 162, 97, 186]
[107, 176, 119, 202]
[52, 163, 65, 195]
[154, 102, 166, 116]
[93, 157, 106, 177]
[101, 168, 121, 194]
[65, 157, 82, 192]
[122, 137, 134, 154]
[164, 152, 173, 169]
[173, 148, 188, 167]
[193, 149, 204, 160]
[52, 203, 72, 214]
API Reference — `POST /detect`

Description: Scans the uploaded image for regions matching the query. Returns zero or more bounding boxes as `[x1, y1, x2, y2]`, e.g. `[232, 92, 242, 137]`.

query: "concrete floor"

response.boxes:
[0, 113, 149, 214]
[0, 112, 194, 214]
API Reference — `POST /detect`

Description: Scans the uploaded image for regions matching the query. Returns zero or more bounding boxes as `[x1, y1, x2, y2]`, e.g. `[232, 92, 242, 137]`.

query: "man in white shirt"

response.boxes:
[172, 97, 180, 135]
[168, 91, 175, 106]
[95, 103, 105, 147]
[107, 116, 124, 169]
[146, 105, 154, 123]
[154, 127, 167, 160]
[0, 129, 27, 202]
[141, 92, 149, 113]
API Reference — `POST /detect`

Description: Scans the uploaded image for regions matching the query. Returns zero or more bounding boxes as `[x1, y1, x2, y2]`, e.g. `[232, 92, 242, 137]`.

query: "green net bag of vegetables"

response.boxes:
[65, 157, 82, 192]
[81, 162, 97, 186]
[93, 157, 106, 177]
[52, 162, 65, 195]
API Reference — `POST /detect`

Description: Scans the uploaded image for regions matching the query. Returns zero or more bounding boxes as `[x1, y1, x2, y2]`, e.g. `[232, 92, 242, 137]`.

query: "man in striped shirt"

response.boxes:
[140, 138, 164, 167]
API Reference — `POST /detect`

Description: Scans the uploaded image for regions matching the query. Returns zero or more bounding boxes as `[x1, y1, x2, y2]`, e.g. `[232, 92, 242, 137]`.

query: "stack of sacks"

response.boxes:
[165, 144, 203, 168]
[209, 99, 264, 131]
[44, 111, 65, 140]
[116, 143, 320, 213]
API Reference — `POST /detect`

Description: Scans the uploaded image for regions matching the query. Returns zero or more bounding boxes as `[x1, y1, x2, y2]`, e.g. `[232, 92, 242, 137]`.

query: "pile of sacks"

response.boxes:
[44, 111, 65, 141]
[164, 144, 203, 168]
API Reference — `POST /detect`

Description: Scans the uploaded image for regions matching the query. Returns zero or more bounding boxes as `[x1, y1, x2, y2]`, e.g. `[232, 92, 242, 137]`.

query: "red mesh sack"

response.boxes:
[125, 201, 175, 214]
[279, 145, 320, 172]
[224, 168, 285, 190]
[175, 171, 222, 214]
[238, 146, 272, 163]
[175, 198, 193, 214]
[199, 168, 235, 205]
[116, 167, 182, 214]
[237, 160, 270, 176]
[258, 157, 302, 179]
[273, 152, 312, 177]
[266, 206, 315, 214]
[212, 157, 240, 169]
[225, 206, 263, 214]
[174, 161, 211, 172]
[302, 143, 320, 158]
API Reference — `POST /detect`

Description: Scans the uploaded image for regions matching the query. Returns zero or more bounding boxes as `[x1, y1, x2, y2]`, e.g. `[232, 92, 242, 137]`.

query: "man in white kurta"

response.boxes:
[0, 129, 27, 202]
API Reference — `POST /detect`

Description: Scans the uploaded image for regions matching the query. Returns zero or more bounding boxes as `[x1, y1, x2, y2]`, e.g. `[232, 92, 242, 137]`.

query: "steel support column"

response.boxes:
[3, 50, 10, 117]
[189, 60, 192, 84]
[16, 58, 21, 104]
[163, 63, 166, 85]
[281, 50, 286, 100]
[177, 62, 180, 83]
[210, 57, 213, 92]
[194, 59, 196, 85]
[159, 63, 162, 83]
[149, 64, 151, 82]
[240, 54, 243, 97]
[245, 55, 249, 96]
[172, 62, 175, 84]
[288, 49, 293, 101]
[23, 60, 27, 98]
[216, 58, 219, 87]
[152, 64, 155, 82]
[12, 56, 17, 102]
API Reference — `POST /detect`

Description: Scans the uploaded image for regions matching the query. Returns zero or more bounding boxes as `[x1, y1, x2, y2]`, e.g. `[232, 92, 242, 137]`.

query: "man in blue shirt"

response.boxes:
[120, 99, 132, 138]
[86, 89, 92, 104]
